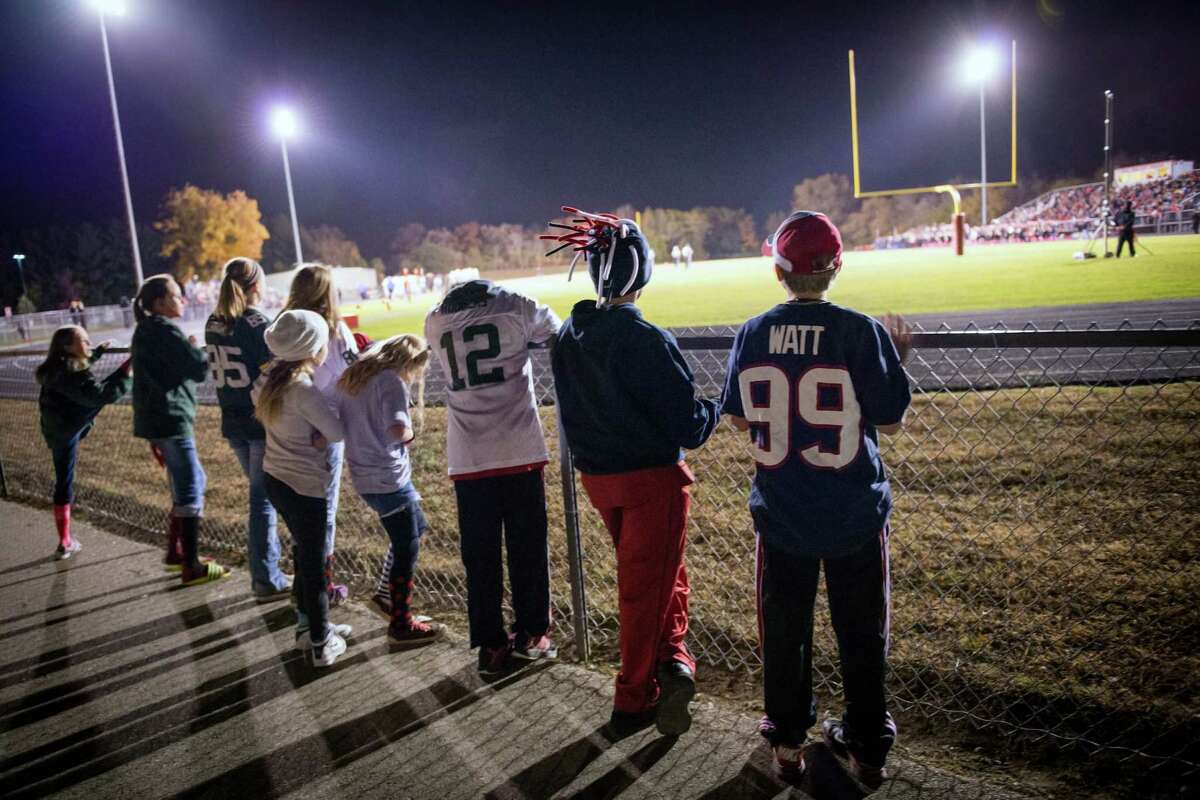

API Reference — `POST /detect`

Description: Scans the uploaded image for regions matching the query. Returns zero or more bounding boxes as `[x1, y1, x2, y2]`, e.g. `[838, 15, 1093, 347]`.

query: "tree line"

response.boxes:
[1, 171, 1097, 312]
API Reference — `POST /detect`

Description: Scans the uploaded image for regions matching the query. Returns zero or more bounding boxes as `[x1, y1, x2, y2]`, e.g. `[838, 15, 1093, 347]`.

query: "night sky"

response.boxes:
[3, 0, 1198, 255]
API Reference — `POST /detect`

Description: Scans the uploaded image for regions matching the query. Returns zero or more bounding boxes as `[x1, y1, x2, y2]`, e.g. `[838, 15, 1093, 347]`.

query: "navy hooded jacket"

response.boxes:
[552, 300, 719, 474]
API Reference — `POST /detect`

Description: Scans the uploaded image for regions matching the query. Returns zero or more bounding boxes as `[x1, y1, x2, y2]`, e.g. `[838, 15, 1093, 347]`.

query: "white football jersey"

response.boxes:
[424, 281, 561, 477]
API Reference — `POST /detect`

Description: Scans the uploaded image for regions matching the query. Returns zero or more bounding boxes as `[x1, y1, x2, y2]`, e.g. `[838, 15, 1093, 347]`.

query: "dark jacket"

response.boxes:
[204, 307, 273, 440]
[1115, 208, 1136, 230]
[552, 300, 719, 474]
[131, 315, 209, 440]
[38, 348, 132, 450]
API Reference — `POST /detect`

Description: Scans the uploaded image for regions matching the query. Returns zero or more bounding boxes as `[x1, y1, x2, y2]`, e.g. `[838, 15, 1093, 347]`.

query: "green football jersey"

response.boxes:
[204, 307, 274, 440]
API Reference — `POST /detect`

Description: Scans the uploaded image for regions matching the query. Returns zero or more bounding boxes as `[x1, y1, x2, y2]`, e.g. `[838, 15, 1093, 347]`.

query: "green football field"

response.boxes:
[351, 235, 1200, 339]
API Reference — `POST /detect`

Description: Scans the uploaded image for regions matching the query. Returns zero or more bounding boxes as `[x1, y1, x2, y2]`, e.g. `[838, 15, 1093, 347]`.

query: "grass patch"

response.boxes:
[348, 235, 1200, 339]
[1, 378, 1197, 783]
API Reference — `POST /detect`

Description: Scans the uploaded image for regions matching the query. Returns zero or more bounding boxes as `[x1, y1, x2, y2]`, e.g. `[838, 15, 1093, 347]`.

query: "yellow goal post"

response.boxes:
[847, 40, 1017, 250]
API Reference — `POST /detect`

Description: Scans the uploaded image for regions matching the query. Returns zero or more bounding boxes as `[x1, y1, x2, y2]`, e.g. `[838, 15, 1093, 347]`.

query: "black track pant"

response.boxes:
[1117, 228, 1135, 257]
[756, 526, 896, 767]
[454, 469, 551, 649]
[265, 473, 331, 646]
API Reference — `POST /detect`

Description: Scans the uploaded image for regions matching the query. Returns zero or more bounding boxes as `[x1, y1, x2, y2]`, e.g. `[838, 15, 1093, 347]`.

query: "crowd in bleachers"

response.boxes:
[879, 170, 1199, 249]
[997, 170, 1200, 226]
[874, 220, 1087, 250]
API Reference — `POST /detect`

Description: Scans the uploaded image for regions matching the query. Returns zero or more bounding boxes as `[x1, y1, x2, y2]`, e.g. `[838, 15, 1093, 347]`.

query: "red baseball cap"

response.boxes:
[762, 211, 843, 275]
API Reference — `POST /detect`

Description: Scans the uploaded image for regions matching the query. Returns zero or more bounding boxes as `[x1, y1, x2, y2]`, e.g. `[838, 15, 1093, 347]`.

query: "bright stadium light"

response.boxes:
[88, 0, 128, 17]
[271, 106, 299, 140]
[269, 105, 304, 265]
[961, 45, 999, 85]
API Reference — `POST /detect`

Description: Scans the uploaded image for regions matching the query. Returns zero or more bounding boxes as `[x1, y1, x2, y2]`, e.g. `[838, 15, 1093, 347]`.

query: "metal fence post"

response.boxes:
[0, 450, 8, 499]
[555, 404, 590, 662]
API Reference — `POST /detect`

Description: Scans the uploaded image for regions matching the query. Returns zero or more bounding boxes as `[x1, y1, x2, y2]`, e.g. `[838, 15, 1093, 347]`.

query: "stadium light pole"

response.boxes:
[270, 106, 304, 267]
[1102, 90, 1114, 256]
[11, 254, 27, 297]
[88, 0, 144, 290]
[962, 45, 999, 227]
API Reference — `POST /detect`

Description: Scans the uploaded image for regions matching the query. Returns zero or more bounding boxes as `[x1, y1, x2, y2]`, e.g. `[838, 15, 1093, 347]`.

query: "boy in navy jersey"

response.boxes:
[722, 211, 912, 788]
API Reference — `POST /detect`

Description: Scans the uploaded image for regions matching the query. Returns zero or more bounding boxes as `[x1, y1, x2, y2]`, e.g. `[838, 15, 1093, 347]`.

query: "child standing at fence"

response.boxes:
[37, 326, 131, 559]
[335, 334, 444, 647]
[256, 309, 353, 667]
[546, 210, 719, 738]
[206, 258, 292, 601]
[132, 275, 231, 585]
[424, 279, 560, 677]
[721, 211, 912, 787]
[284, 264, 360, 606]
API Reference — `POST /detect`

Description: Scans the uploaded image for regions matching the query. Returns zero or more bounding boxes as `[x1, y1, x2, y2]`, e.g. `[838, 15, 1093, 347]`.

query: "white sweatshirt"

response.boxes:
[311, 321, 359, 396]
[256, 373, 346, 498]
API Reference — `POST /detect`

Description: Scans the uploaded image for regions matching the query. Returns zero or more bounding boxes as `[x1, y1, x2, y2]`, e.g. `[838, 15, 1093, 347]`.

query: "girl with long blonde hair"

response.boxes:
[255, 309, 353, 668]
[335, 334, 443, 646]
[205, 257, 291, 600]
[284, 263, 359, 605]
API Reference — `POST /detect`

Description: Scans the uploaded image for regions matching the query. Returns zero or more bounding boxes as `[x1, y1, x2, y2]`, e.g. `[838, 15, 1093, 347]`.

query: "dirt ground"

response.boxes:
[2, 379, 1197, 797]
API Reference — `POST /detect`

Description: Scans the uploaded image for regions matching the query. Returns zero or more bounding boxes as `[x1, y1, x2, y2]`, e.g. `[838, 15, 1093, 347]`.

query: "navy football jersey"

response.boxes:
[205, 308, 274, 440]
[721, 300, 911, 557]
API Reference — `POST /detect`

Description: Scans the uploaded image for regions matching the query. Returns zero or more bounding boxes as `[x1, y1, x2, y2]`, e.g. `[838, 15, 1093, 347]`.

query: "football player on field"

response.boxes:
[545, 209, 719, 738]
[424, 279, 561, 677]
[721, 211, 912, 788]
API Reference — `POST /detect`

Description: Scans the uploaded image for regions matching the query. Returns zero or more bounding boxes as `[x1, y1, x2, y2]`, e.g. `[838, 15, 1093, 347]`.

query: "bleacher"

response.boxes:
[881, 167, 1199, 249]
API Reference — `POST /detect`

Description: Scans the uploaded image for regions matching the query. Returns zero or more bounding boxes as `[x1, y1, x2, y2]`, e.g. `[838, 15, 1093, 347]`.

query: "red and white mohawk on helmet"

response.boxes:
[541, 206, 655, 306]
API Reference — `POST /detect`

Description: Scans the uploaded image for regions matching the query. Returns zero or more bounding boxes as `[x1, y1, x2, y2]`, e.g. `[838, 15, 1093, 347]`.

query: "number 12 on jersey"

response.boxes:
[738, 365, 862, 470]
[439, 323, 504, 390]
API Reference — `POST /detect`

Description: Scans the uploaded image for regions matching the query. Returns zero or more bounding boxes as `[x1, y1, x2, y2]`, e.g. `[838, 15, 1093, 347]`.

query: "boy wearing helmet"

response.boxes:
[722, 211, 912, 787]
[546, 209, 720, 738]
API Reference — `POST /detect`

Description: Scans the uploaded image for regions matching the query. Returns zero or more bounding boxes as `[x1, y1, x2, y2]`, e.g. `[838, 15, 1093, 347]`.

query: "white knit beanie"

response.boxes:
[265, 309, 329, 361]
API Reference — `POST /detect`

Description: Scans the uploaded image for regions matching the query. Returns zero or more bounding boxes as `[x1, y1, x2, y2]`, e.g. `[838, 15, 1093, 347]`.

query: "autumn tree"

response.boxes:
[261, 213, 299, 273]
[639, 207, 709, 260]
[301, 224, 365, 267]
[156, 185, 269, 282]
[389, 222, 427, 270]
[696, 207, 757, 257]
[791, 173, 856, 225]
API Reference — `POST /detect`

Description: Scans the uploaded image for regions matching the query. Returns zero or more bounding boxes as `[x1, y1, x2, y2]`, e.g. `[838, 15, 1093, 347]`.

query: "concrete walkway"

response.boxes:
[0, 500, 1027, 800]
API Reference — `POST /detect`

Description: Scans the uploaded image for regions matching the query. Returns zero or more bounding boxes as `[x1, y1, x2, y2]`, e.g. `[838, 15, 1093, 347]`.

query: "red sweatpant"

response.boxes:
[581, 461, 697, 713]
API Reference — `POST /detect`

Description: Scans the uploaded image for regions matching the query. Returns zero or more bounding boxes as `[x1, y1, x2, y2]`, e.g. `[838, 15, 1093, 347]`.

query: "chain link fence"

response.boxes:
[1, 323, 1197, 780]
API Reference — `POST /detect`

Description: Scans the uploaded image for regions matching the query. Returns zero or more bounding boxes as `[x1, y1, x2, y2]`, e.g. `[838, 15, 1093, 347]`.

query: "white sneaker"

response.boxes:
[55, 539, 82, 561]
[295, 623, 353, 651]
[311, 633, 348, 668]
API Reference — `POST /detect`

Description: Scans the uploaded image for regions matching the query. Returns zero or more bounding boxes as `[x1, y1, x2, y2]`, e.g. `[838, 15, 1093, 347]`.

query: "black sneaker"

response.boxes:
[511, 632, 558, 661]
[603, 707, 657, 740]
[655, 661, 696, 736]
[773, 744, 806, 784]
[822, 718, 886, 790]
[477, 642, 514, 678]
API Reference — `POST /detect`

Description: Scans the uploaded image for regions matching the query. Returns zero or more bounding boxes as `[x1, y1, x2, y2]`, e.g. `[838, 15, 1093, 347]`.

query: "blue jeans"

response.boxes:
[228, 437, 289, 593]
[152, 436, 206, 518]
[50, 436, 81, 506]
[325, 441, 344, 558]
